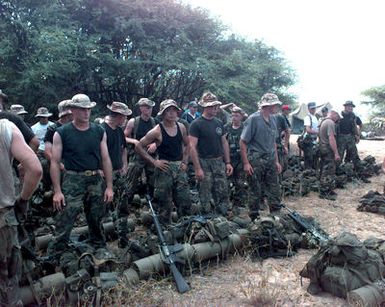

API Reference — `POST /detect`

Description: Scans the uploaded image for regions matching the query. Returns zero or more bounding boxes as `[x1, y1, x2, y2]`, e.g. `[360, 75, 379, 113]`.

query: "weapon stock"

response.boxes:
[281, 204, 330, 245]
[145, 194, 190, 293]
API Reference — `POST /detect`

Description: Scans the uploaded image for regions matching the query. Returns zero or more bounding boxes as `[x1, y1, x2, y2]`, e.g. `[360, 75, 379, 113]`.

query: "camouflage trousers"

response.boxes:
[302, 141, 319, 170]
[337, 134, 360, 170]
[126, 153, 155, 203]
[154, 161, 191, 225]
[0, 209, 22, 306]
[112, 172, 131, 247]
[228, 158, 248, 215]
[319, 145, 336, 194]
[47, 173, 106, 255]
[198, 158, 230, 216]
[247, 152, 281, 218]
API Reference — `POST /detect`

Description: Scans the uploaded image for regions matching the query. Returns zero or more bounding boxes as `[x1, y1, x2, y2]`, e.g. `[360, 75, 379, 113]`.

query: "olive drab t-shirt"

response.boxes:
[319, 118, 336, 146]
[189, 116, 224, 159]
[57, 122, 104, 171]
[241, 111, 278, 158]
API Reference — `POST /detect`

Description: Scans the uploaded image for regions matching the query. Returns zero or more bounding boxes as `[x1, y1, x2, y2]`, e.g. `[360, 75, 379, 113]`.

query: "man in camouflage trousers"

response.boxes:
[240, 93, 282, 220]
[189, 92, 233, 216]
[318, 110, 341, 200]
[48, 94, 113, 255]
[124, 98, 157, 203]
[136, 100, 191, 224]
[225, 106, 247, 214]
[0, 119, 42, 306]
[102, 102, 132, 248]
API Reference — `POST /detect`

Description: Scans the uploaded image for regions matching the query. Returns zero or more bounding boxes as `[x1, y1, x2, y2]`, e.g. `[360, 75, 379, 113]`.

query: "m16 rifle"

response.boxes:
[145, 194, 190, 293]
[281, 204, 330, 246]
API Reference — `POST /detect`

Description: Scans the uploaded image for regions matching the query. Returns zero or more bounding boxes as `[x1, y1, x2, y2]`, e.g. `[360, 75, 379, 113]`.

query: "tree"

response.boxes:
[361, 85, 385, 117]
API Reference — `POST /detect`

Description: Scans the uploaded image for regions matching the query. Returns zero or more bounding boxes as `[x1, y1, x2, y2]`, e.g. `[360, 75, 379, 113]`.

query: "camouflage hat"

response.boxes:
[107, 101, 132, 116]
[198, 91, 222, 108]
[58, 99, 72, 118]
[259, 93, 282, 108]
[10, 104, 28, 115]
[231, 106, 244, 114]
[343, 100, 356, 108]
[69, 94, 96, 109]
[157, 99, 181, 116]
[35, 106, 53, 117]
[137, 98, 155, 107]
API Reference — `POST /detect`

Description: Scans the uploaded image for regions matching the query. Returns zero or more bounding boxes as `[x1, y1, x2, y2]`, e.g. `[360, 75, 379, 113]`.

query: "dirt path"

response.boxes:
[129, 140, 384, 306]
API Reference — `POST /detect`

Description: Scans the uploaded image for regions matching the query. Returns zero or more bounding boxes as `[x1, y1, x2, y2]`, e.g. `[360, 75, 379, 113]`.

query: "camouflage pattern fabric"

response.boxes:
[228, 160, 248, 215]
[247, 152, 281, 219]
[154, 161, 191, 225]
[47, 173, 106, 255]
[302, 141, 318, 170]
[198, 158, 230, 216]
[0, 210, 22, 306]
[125, 153, 154, 202]
[112, 172, 130, 247]
[319, 145, 336, 194]
[337, 134, 360, 171]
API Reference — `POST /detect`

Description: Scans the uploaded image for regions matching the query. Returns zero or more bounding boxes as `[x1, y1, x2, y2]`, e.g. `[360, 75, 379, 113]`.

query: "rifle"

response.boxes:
[280, 204, 330, 246]
[145, 194, 190, 293]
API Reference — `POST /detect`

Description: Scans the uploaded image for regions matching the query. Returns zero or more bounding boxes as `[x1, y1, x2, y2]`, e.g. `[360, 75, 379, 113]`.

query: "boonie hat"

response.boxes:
[107, 101, 132, 116]
[307, 102, 317, 109]
[198, 92, 222, 108]
[231, 106, 244, 114]
[158, 99, 181, 116]
[10, 104, 28, 115]
[343, 100, 356, 108]
[259, 93, 282, 108]
[35, 107, 53, 117]
[137, 98, 155, 107]
[69, 94, 96, 109]
[321, 106, 328, 113]
[188, 101, 198, 108]
[58, 100, 72, 118]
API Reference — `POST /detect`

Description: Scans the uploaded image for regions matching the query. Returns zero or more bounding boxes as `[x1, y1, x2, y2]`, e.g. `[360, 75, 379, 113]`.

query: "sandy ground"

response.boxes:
[126, 139, 385, 306]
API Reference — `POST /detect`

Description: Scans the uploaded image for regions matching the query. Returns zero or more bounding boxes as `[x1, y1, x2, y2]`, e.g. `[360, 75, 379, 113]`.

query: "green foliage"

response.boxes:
[0, 0, 296, 118]
[361, 85, 385, 117]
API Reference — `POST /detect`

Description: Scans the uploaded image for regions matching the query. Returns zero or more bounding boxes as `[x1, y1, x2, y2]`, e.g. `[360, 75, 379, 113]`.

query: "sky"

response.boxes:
[184, 0, 385, 119]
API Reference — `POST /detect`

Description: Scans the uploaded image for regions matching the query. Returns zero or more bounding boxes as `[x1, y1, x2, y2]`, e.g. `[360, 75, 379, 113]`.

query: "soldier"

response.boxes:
[0, 90, 39, 151]
[273, 104, 290, 171]
[224, 106, 247, 213]
[136, 99, 191, 224]
[337, 100, 363, 174]
[189, 92, 233, 216]
[48, 94, 114, 255]
[10, 104, 28, 120]
[102, 102, 132, 248]
[181, 101, 200, 124]
[124, 98, 157, 205]
[0, 119, 42, 306]
[44, 100, 73, 162]
[281, 105, 292, 129]
[318, 110, 341, 200]
[240, 93, 282, 220]
[302, 102, 319, 169]
[31, 107, 54, 154]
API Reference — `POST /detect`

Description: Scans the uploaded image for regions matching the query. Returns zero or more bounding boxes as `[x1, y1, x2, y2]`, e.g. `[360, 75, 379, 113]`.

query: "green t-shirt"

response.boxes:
[57, 122, 104, 171]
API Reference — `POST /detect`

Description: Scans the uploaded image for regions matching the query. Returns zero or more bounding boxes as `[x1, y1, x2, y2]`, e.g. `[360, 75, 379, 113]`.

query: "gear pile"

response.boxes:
[357, 190, 385, 215]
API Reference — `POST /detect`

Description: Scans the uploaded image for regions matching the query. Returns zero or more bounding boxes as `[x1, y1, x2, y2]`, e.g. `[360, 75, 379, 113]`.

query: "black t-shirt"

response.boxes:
[339, 112, 360, 135]
[189, 116, 224, 159]
[57, 122, 104, 171]
[274, 114, 288, 144]
[44, 121, 62, 144]
[136, 117, 155, 140]
[102, 122, 126, 171]
[0, 111, 35, 144]
[283, 114, 291, 128]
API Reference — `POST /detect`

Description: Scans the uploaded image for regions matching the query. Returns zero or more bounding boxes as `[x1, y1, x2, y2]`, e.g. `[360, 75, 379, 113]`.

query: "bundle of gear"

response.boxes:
[300, 232, 385, 300]
[357, 190, 385, 215]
